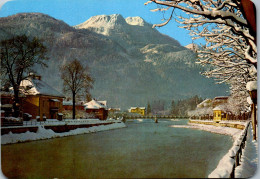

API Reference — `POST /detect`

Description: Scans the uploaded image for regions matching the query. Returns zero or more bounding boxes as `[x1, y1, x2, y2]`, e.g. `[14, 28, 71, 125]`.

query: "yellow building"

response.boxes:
[213, 106, 227, 122]
[129, 107, 146, 116]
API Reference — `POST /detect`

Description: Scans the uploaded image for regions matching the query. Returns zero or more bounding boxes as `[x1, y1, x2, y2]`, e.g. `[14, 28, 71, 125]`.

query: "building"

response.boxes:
[212, 96, 229, 122]
[84, 99, 108, 120]
[0, 91, 14, 117]
[212, 96, 229, 108]
[213, 106, 228, 122]
[108, 108, 121, 113]
[63, 100, 85, 111]
[20, 75, 65, 121]
[129, 107, 146, 116]
[188, 99, 213, 120]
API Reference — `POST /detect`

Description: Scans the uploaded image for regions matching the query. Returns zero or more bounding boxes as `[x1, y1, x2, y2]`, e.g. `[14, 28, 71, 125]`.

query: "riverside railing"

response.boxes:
[208, 121, 250, 178]
[208, 121, 251, 178]
[229, 121, 250, 178]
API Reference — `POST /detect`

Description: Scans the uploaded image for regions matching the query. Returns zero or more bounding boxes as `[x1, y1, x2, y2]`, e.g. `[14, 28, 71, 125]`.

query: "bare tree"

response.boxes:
[60, 59, 93, 119]
[0, 35, 48, 117]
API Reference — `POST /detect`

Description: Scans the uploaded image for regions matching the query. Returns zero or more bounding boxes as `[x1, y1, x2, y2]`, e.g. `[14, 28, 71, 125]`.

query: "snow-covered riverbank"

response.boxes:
[234, 125, 258, 178]
[171, 120, 258, 178]
[1, 121, 126, 145]
[171, 123, 241, 140]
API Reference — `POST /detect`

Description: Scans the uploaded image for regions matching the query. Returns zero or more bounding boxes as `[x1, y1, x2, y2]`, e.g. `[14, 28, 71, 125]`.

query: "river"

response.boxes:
[1, 119, 233, 178]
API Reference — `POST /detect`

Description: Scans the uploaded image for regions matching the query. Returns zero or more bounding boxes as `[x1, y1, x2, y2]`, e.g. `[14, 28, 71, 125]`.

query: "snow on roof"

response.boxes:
[50, 99, 60, 102]
[109, 108, 121, 111]
[1, 104, 12, 108]
[24, 113, 32, 117]
[84, 99, 107, 109]
[214, 96, 229, 100]
[213, 105, 227, 111]
[98, 101, 107, 106]
[63, 101, 73, 105]
[20, 79, 64, 98]
[63, 100, 84, 106]
[130, 107, 145, 109]
[213, 106, 222, 111]
[197, 98, 212, 108]
[246, 81, 257, 91]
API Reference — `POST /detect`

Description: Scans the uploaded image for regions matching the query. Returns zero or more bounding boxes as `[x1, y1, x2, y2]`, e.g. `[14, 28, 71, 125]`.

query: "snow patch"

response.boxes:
[246, 81, 257, 91]
[84, 99, 107, 109]
[170, 123, 241, 140]
[247, 97, 253, 105]
[235, 127, 258, 178]
[1, 122, 126, 145]
[126, 16, 147, 26]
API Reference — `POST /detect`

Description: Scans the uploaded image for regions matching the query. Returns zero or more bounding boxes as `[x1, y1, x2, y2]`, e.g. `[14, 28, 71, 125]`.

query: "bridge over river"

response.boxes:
[125, 115, 189, 119]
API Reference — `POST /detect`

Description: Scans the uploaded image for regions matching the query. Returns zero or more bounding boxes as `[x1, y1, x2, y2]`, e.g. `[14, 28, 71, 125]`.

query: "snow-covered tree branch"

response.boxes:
[145, 0, 257, 105]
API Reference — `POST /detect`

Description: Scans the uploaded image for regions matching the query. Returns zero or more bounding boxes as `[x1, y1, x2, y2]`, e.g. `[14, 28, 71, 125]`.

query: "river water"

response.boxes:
[1, 119, 233, 178]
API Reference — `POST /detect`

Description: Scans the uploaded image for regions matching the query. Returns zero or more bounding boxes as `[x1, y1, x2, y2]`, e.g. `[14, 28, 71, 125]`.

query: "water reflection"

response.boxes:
[1, 119, 232, 178]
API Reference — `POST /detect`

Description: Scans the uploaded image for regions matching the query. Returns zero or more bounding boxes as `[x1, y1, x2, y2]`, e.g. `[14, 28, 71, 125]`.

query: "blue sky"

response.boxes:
[0, 0, 197, 46]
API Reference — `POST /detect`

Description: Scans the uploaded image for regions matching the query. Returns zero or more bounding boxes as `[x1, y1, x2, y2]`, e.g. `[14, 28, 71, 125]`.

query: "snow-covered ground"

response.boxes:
[171, 121, 258, 178]
[1, 121, 126, 145]
[20, 118, 116, 127]
[171, 123, 241, 140]
[188, 119, 247, 126]
[234, 125, 258, 178]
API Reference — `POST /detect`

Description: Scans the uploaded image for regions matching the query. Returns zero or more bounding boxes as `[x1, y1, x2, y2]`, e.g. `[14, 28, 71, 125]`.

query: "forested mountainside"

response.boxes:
[0, 13, 229, 109]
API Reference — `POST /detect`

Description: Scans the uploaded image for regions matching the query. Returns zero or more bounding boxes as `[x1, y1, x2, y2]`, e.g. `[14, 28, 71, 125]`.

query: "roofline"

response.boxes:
[23, 94, 65, 98]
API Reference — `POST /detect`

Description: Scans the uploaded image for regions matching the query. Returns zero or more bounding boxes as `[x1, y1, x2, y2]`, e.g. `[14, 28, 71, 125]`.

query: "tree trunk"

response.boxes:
[13, 88, 20, 118]
[252, 103, 257, 140]
[72, 92, 76, 119]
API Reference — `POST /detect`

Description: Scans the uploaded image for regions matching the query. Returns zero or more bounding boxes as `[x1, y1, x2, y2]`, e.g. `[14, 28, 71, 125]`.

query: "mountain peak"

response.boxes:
[75, 14, 126, 31]
[125, 16, 150, 27]
[93, 14, 126, 25]
[1, 12, 56, 21]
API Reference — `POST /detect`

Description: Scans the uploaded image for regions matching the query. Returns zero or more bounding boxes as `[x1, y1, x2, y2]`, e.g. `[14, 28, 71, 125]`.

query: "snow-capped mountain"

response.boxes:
[0, 13, 228, 109]
[75, 14, 181, 51]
